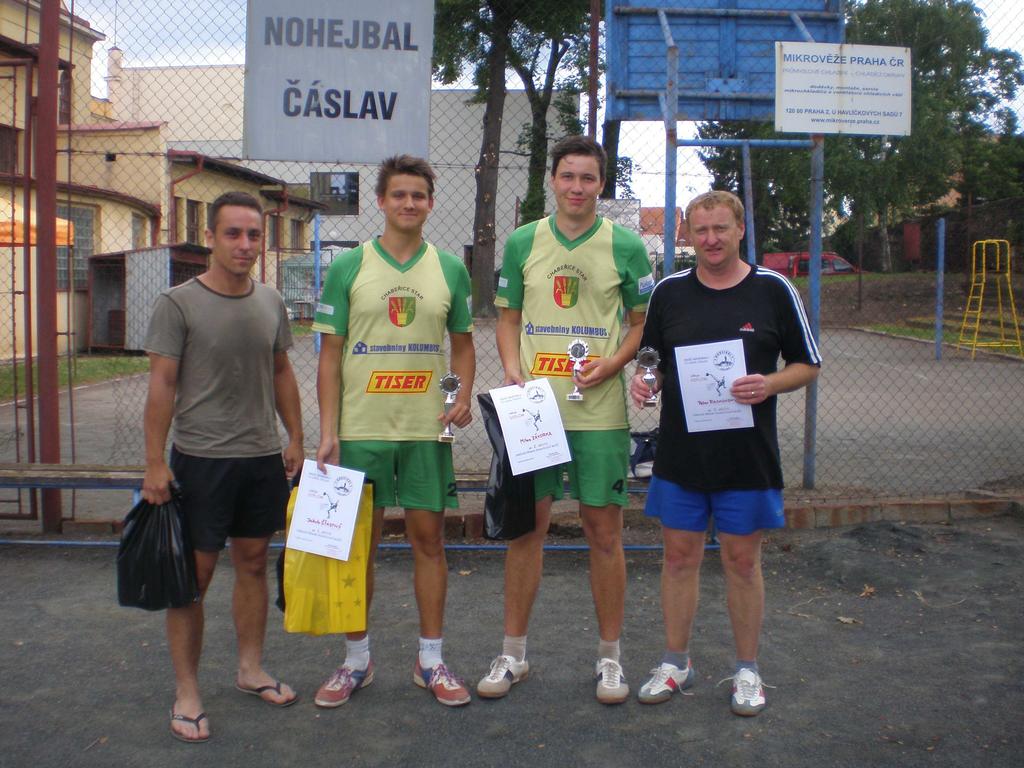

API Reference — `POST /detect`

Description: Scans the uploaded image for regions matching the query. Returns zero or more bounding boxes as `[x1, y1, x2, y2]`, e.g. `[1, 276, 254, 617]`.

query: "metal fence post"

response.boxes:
[802, 134, 825, 490]
[742, 141, 756, 265]
[936, 217, 946, 360]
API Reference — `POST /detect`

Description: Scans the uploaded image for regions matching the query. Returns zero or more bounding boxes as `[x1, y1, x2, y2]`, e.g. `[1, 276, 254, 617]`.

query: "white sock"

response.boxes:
[598, 638, 620, 663]
[418, 636, 444, 669]
[344, 635, 370, 671]
[502, 634, 527, 663]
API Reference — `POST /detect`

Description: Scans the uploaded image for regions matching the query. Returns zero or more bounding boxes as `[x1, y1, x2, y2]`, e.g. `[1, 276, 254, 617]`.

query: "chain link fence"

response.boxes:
[1, 0, 1023, 522]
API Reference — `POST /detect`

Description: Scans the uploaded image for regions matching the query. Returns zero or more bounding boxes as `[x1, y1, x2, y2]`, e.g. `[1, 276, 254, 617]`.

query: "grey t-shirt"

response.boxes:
[144, 278, 294, 458]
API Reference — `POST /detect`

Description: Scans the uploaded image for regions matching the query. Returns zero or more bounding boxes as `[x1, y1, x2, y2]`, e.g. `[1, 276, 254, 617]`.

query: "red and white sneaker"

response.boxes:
[729, 668, 766, 716]
[638, 660, 695, 704]
[314, 661, 374, 708]
[413, 660, 471, 707]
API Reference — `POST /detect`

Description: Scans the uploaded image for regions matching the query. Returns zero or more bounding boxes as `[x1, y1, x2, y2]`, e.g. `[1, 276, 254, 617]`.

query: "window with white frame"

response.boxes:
[310, 172, 359, 215]
[132, 213, 148, 249]
[0, 125, 17, 174]
[56, 204, 95, 290]
[267, 214, 280, 249]
[290, 218, 305, 250]
[185, 199, 202, 244]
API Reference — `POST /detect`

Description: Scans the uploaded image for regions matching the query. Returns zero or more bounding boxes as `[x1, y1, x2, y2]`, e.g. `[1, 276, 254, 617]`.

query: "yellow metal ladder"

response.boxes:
[957, 239, 1023, 359]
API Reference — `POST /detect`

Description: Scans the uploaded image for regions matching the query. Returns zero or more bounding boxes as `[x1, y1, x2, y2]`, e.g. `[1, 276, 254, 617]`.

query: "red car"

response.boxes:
[762, 251, 859, 277]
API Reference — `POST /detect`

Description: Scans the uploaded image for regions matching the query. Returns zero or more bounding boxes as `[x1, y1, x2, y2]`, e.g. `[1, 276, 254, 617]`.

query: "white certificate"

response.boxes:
[675, 339, 754, 432]
[489, 378, 571, 476]
[286, 459, 366, 561]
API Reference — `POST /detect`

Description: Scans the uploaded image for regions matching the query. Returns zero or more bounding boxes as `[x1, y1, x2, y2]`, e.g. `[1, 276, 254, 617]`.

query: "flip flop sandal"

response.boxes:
[235, 680, 299, 707]
[169, 709, 209, 743]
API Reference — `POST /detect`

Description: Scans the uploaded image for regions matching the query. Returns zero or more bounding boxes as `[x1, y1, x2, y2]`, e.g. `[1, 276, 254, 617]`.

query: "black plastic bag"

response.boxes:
[117, 490, 199, 611]
[477, 392, 536, 540]
[275, 542, 286, 613]
[630, 428, 658, 479]
[275, 472, 304, 613]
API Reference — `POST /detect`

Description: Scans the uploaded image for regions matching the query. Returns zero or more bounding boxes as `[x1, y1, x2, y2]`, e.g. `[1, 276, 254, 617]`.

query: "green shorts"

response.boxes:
[340, 440, 458, 512]
[533, 429, 630, 508]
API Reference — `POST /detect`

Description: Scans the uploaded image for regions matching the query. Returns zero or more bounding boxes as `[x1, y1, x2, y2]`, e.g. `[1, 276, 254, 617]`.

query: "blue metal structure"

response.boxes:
[313, 212, 322, 355]
[604, 1, 845, 488]
[606, 1, 844, 123]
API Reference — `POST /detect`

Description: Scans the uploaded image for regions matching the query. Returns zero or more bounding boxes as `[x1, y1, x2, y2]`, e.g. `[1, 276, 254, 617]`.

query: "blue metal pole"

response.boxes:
[803, 134, 825, 489]
[664, 123, 677, 277]
[742, 141, 756, 264]
[313, 213, 321, 355]
[808, 136, 824, 341]
[659, 10, 678, 277]
[935, 218, 946, 360]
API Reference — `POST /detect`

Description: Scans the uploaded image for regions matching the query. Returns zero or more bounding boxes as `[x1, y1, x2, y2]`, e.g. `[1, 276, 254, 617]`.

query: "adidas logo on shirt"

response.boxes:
[739, 322, 755, 332]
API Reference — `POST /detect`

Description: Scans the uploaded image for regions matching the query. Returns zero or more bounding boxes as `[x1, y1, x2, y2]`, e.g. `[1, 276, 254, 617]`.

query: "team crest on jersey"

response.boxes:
[552, 275, 579, 308]
[388, 296, 416, 327]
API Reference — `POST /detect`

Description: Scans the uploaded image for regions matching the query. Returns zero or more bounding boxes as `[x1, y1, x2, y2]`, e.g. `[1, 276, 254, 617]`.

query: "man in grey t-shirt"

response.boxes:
[142, 191, 304, 743]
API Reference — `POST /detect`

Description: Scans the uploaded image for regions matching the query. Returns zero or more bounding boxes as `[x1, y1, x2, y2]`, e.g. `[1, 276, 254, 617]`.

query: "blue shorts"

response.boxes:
[644, 475, 785, 535]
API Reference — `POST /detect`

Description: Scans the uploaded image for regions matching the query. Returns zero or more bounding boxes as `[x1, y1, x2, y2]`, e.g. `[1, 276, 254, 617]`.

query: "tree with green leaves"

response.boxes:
[434, 0, 517, 316]
[435, 1, 604, 313]
[507, 1, 591, 224]
[698, 0, 1023, 271]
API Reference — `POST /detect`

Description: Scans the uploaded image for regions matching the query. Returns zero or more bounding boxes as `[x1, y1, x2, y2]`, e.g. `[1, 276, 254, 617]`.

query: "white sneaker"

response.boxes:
[638, 661, 695, 704]
[476, 654, 529, 699]
[729, 667, 766, 716]
[595, 658, 629, 704]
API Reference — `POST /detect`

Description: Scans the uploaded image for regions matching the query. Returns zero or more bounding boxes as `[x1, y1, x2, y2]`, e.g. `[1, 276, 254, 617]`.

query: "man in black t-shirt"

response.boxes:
[629, 190, 821, 716]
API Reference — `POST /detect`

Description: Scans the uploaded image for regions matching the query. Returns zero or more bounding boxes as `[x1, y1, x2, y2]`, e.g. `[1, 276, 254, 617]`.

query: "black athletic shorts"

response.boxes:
[170, 446, 289, 552]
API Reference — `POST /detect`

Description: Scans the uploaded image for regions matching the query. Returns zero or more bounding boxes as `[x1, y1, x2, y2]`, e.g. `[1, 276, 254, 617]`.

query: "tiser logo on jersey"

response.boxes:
[552, 275, 579, 308]
[388, 296, 416, 327]
[530, 352, 596, 377]
[366, 371, 433, 393]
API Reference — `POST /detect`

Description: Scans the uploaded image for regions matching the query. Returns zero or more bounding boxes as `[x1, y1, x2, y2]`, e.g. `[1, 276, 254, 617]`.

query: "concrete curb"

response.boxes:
[783, 497, 1022, 530]
[39, 495, 1024, 539]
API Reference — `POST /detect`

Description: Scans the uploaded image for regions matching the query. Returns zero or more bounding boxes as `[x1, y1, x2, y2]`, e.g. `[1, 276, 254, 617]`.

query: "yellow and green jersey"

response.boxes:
[313, 239, 473, 441]
[495, 216, 653, 430]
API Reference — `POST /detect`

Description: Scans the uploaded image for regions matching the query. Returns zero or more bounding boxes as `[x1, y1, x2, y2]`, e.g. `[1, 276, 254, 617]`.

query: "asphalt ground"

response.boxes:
[1, 513, 1022, 768]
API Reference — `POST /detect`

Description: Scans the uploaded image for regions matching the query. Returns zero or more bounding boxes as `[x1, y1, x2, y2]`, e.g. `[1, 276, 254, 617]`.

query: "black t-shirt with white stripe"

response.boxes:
[640, 265, 821, 491]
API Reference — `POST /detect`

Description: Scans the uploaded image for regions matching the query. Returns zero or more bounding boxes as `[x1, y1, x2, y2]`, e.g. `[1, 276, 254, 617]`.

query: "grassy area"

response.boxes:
[789, 271, 898, 289]
[0, 354, 149, 401]
[861, 323, 962, 345]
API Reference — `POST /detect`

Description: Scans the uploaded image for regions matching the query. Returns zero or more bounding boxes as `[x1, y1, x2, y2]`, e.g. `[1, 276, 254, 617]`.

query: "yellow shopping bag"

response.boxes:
[282, 482, 373, 635]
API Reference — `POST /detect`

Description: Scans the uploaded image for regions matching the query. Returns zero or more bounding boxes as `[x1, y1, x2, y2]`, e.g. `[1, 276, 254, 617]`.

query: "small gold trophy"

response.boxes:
[438, 373, 462, 443]
[637, 347, 661, 408]
[566, 339, 589, 402]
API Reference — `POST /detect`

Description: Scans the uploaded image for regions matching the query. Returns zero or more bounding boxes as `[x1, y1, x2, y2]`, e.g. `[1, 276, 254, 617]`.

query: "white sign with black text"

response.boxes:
[489, 379, 571, 476]
[775, 42, 911, 136]
[286, 460, 366, 561]
[243, 0, 434, 162]
[675, 339, 754, 433]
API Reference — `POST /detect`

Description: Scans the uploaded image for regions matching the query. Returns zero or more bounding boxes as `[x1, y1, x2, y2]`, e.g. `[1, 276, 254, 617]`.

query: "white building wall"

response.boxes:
[112, 62, 565, 261]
